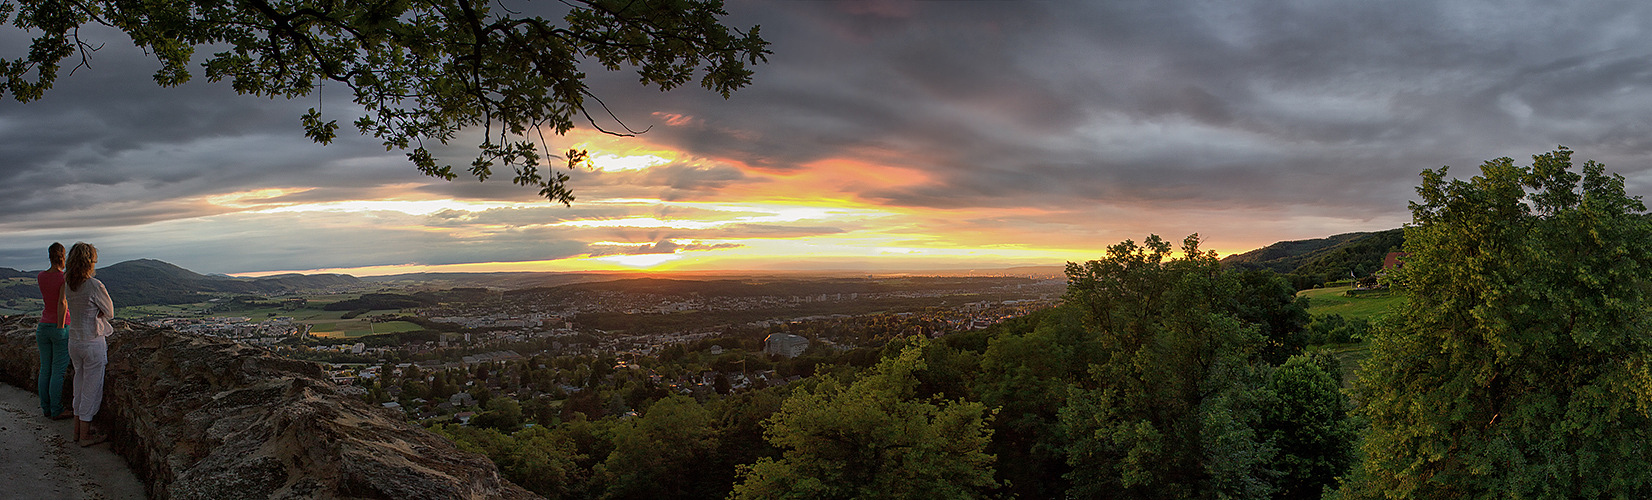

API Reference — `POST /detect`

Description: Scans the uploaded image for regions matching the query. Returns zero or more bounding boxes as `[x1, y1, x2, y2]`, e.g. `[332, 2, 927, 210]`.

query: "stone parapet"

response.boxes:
[0, 316, 538, 499]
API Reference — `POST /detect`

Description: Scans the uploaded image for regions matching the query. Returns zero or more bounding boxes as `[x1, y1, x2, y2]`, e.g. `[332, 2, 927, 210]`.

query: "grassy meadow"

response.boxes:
[1298, 285, 1404, 320]
[116, 292, 422, 339]
[1, 277, 41, 315]
[1299, 284, 1405, 386]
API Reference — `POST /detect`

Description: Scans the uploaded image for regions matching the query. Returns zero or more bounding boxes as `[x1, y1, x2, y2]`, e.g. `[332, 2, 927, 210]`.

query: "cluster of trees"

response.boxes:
[427, 148, 1652, 499]
[1348, 148, 1652, 497]
[322, 288, 499, 311]
[433, 233, 1350, 498]
[1222, 229, 1406, 290]
[1303, 314, 1370, 345]
[1288, 229, 1405, 287]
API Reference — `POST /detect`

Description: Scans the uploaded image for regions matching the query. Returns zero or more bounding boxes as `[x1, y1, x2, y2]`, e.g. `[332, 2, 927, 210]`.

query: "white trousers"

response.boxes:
[69, 337, 107, 422]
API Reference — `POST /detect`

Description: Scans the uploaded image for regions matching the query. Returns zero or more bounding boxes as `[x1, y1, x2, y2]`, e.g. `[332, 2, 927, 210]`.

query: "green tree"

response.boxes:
[471, 398, 524, 433]
[401, 380, 429, 401]
[1304, 314, 1370, 346]
[973, 306, 1089, 498]
[1229, 269, 1312, 365]
[430, 423, 517, 471]
[429, 372, 454, 400]
[509, 426, 588, 499]
[1262, 353, 1353, 499]
[709, 389, 784, 490]
[730, 338, 999, 499]
[434, 422, 594, 499]
[1351, 148, 1652, 497]
[0, 0, 769, 203]
[713, 372, 732, 395]
[1059, 234, 1275, 499]
[599, 395, 720, 499]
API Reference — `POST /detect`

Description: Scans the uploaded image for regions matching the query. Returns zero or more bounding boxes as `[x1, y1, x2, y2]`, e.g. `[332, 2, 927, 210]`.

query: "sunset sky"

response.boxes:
[6, 0, 1652, 276]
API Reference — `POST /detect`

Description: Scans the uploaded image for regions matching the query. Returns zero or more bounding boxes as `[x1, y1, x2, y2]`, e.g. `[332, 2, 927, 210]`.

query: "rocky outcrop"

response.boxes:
[0, 316, 538, 499]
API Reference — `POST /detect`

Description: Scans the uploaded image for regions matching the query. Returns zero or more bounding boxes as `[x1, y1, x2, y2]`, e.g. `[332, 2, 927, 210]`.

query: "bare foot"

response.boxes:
[78, 432, 108, 447]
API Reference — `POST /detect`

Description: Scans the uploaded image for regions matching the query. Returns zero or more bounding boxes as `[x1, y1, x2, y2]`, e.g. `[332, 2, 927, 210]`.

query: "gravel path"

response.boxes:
[0, 383, 146, 499]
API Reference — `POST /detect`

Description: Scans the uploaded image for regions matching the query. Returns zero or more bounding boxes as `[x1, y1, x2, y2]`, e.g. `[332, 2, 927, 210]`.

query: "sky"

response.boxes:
[6, 0, 1652, 276]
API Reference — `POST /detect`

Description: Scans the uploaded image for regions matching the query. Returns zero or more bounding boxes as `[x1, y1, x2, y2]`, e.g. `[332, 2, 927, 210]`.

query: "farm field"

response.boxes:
[1298, 285, 1404, 321]
[297, 310, 417, 338]
[1300, 285, 1404, 387]
[114, 291, 423, 339]
[0, 277, 41, 315]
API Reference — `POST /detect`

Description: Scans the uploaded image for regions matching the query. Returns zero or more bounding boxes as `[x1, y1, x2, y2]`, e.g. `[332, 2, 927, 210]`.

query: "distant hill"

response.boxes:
[235, 273, 361, 292]
[321, 288, 497, 311]
[95, 259, 362, 306]
[1222, 232, 1372, 273]
[1290, 229, 1406, 281]
[0, 268, 37, 302]
[362, 271, 616, 290]
[1223, 228, 1405, 281]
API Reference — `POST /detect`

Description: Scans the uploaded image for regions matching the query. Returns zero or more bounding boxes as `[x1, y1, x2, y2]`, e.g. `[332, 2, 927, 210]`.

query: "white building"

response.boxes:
[764, 333, 809, 358]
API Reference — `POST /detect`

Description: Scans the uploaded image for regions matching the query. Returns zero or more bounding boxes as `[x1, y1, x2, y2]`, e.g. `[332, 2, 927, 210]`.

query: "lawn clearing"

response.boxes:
[1299, 285, 1403, 321]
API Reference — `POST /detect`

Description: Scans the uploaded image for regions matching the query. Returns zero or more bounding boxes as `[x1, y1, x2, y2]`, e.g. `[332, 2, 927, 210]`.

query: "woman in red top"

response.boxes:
[35, 242, 72, 419]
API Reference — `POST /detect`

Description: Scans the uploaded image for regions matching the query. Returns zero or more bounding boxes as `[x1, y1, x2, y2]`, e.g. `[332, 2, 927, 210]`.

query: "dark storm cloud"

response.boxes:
[614, 0, 1652, 215]
[101, 212, 603, 273]
[0, 23, 414, 228]
[9, 1, 1652, 271]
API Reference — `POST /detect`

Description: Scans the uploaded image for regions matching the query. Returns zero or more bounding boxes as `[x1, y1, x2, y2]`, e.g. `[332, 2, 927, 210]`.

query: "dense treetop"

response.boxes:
[1352, 147, 1652, 497]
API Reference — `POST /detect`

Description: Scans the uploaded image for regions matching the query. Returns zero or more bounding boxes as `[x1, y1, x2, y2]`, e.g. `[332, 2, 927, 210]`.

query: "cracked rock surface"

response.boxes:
[0, 317, 537, 500]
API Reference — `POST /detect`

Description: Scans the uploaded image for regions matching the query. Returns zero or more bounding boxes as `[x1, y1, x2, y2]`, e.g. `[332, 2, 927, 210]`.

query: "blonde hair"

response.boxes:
[65, 242, 97, 291]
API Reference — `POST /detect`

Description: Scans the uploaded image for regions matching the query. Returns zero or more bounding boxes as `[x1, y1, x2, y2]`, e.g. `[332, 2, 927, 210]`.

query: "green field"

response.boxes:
[1, 277, 40, 315]
[1298, 285, 1404, 320]
[1320, 342, 1371, 389]
[1299, 285, 1405, 387]
[113, 291, 425, 340]
[304, 311, 419, 338]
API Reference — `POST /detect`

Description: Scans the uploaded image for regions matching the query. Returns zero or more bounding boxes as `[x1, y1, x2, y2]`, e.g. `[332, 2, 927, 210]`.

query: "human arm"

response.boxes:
[91, 279, 114, 320]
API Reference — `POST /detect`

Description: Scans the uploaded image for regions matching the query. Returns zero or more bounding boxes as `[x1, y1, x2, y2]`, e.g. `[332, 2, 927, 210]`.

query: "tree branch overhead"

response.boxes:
[0, 0, 770, 205]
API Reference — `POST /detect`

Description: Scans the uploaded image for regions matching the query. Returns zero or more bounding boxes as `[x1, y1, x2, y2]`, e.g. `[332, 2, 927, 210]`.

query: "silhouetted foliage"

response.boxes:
[0, 0, 769, 203]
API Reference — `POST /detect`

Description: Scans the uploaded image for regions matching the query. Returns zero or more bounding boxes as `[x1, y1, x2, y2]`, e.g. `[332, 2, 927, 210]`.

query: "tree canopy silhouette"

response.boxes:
[0, 0, 770, 204]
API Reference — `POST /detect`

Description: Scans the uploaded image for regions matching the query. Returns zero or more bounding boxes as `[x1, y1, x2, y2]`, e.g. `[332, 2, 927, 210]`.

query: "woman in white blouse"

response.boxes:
[64, 242, 113, 447]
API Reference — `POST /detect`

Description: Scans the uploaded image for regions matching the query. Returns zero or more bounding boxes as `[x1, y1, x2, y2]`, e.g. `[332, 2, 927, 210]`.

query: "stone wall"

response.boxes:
[0, 316, 538, 500]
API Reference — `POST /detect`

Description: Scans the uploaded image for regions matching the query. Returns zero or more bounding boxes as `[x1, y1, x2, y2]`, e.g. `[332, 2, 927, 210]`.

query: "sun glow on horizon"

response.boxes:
[596, 253, 685, 268]
[590, 153, 674, 172]
[194, 133, 1273, 280]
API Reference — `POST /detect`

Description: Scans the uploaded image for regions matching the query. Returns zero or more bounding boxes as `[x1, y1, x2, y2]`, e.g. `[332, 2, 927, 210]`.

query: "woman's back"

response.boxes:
[66, 277, 113, 341]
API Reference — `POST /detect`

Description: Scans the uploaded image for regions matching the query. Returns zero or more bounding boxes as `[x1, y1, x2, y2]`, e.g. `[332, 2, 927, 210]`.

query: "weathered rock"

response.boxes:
[0, 315, 539, 500]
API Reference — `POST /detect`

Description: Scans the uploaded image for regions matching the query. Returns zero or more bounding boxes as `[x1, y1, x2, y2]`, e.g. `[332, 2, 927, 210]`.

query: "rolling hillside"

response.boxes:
[95, 259, 361, 306]
[1223, 228, 1404, 281]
